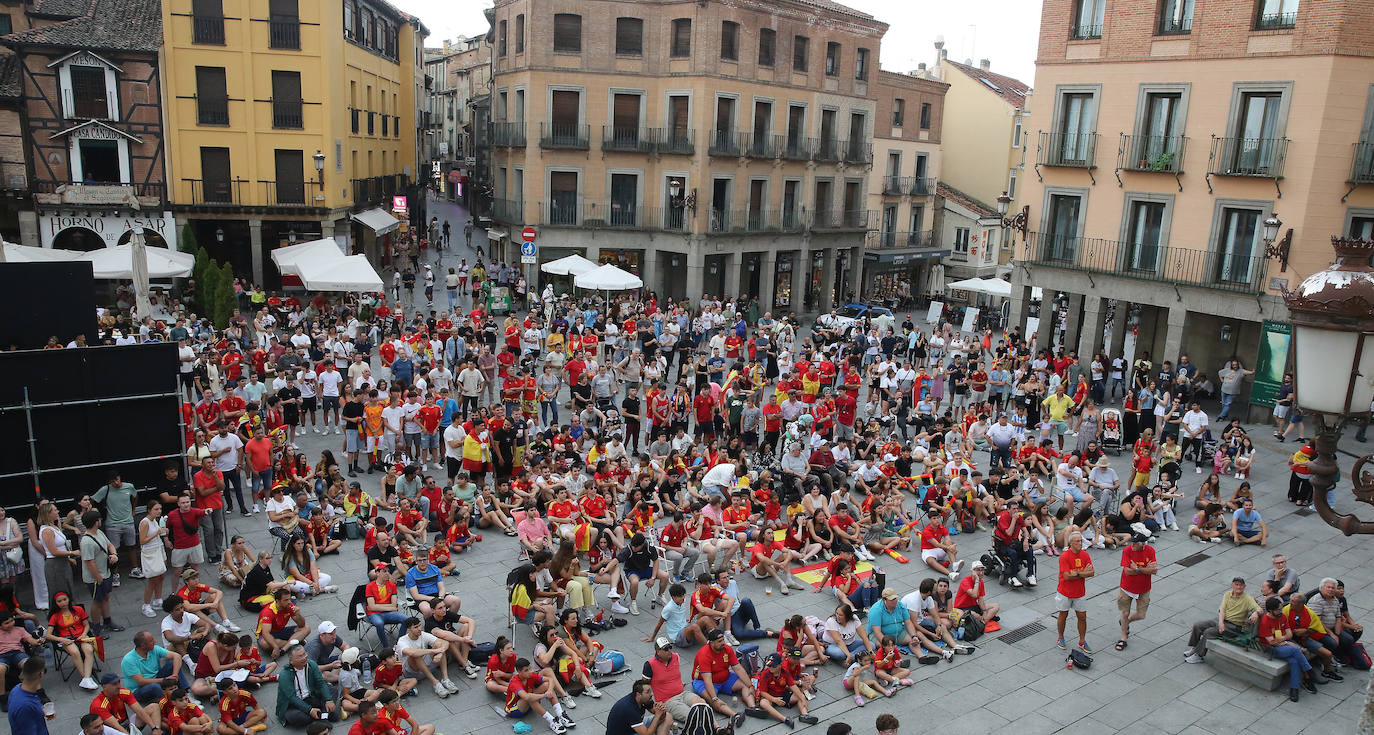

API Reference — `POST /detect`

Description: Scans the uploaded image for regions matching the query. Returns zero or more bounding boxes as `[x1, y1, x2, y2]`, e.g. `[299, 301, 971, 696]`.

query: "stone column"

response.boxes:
[847, 246, 864, 306]
[1078, 295, 1105, 358]
[643, 246, 659, 297]
[1036, 289, 1057, 351]
[1008, 274, 1031, 335]
[1163, 304, 1188, 365]
[685, 246, 704, 308]
[1061, 293, 1084, 353]
[760, 250, 778, 314]
[724, 250, 742, 301]
[18, 211, 39, 247]
[794, 238, 810, 316]
[249, 219, 264, 285]
[320, 218, 335, 240]
[820, 247, 837, 312]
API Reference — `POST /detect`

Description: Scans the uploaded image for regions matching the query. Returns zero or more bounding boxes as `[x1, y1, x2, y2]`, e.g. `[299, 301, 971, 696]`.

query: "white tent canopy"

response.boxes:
[574, 263, 643, 291]
[0, 241, 83, 262]
[947, 277, 1012, 297]
[540, 254, 599, 276]
[296, 254, 383, 292]
[80, 243, 194, 279]
[271, 238, 344, 275]
[351, 207, 401, 236]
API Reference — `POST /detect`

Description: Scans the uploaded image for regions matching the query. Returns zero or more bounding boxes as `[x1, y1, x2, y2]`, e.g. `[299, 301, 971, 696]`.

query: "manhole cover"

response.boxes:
[1176, 552, 1211, 567]
[998, 620, 1047, 644]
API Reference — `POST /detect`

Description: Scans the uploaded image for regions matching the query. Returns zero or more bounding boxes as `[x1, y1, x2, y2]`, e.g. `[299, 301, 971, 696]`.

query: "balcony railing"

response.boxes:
[708, 209, 797, 233]
[1349, 141, 1374, 184]
[1070, 24, 1103, 40]
[657, 128, 694, 155]
[844, 141, 873, 164]
[272, 100, 303, 129]
[491, 122, 526, 147]
[539, 203, 690, 232]
[539, 123, 589, 149]
[911, 177, 936, 196]
[708, 129, 741, 157]
[269, 19, 300, 49]
[181, 178, 246, 205]
[1022, 231, 1265, 294]
[871, 230, 936, 250]
[813, 138, 840, 162]
[351, 174, 406, 206]
[197, 96, 229, 125]
[192, 15, 225, 44]
[781, 136, 811, 161]
[259, 180, 316, 206]
[35, 180, 166, 202]
[739, 132, 782, 159]
[1038, 131, 1099, 168]
[882, 176, 908, 195]
[812, 209, 876, 231]
[1118, 134, 1187, 173]
[1208, 136, 1288, 178]
[490, 198, 522, 224]
[1255, 12, 1297, 30]
[350, 108, 359, 134]
[1157, 15, 1192, 34]
[600, 126, 656, 153]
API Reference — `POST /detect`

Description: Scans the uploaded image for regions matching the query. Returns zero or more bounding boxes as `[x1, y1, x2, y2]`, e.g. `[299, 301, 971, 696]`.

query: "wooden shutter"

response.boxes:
[272, 70, 301, 102]
[672, 19, 691, 56]
[192, 0, 222, 16]
[715, 97, 732, 132]
[200, 147, 232, 202]
[551, 90, 579, 127]
[274, 149, 304, 203]
[554, 14, 581, 52]
[670, 96, 689, 133]
[549, 171, 577, 196]
[195, 66, 226, 100]
[615, 18, 642, 55]
[612, 94, 639, 131]
[268, 0, 296, 18]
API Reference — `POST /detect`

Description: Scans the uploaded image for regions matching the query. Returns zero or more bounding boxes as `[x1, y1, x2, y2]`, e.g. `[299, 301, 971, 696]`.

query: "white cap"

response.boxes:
[318, 621, 337, 634]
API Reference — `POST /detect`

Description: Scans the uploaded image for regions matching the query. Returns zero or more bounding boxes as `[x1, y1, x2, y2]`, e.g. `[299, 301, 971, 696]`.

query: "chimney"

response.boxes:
[979, 58, 990, 70]
[443, 39, 450, 51]
[940, 48, 948, 61]
[917, 62, 927, 73]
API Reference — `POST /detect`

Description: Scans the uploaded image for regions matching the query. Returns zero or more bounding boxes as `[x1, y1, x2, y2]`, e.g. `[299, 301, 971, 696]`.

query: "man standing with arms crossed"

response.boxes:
[1056, 531, 1095, 654]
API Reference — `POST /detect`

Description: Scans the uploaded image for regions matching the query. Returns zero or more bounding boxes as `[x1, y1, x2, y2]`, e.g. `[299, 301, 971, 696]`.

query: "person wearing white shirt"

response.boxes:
[317, 365, 344, 433]
[428, 364, 453, 392]
[298, 366, 319, 433]
[381, 399, 405, 457]
[986, 414, 1018, 470]
[1180, 403, 1210, 473]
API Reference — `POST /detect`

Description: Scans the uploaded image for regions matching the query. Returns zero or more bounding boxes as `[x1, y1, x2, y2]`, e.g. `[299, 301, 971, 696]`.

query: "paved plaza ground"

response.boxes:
[18, 194, 1373, 734]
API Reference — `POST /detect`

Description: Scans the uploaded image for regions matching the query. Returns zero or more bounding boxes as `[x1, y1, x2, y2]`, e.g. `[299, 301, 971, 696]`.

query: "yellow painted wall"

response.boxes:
[162, 0, 416, 210]
[937, 66, 1024, 207]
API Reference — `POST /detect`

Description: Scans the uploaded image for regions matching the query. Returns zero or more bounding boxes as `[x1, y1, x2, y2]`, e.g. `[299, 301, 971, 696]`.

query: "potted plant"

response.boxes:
[1148, 152, 1175, 171]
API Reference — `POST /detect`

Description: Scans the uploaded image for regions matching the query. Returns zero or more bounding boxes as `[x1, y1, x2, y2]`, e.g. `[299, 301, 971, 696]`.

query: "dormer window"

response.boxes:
[52, 51, 119, 121]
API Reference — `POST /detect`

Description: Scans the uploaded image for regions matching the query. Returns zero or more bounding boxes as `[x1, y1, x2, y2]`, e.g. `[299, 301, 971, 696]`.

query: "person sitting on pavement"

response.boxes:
[753, 653, 820, 728]
[302, 620, 352, 684]
[690, 629, 757, 729]
[89, 671, 163, 735]
[953, 560, 1000, 624]
[256, 588, 311, 660]
[1231, 498, 1268, 546]
[640, 637, 707, 730]
[394, 616, 458, 700]
[275, 644, 339, 727]
[215, 677, 268, 735]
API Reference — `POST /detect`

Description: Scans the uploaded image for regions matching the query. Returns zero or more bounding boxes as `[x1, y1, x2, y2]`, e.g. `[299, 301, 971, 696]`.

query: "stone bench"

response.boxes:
[1207, 640, 1290, 691]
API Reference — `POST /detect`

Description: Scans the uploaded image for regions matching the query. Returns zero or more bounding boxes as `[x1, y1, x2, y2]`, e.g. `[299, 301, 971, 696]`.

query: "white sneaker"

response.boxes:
[1170, 522, 1179, 531]
[942, 648, 955, 661]
[585, 685, 602, 699]
[335, 426, 342, 434]
[323, 585, 339, 594]
[629, 600, 640, 616]
[1009, 577, 1023, 588]
[558, 714, 576, 728]
[724, 632, 740, 646]
[788, 577, 807, 590]
[434, 682, 450, 698]
[1184, 653, 1204, 664]
[606, 589, 622, 600]
[948, 571, 960, 581]
[610, 602, 629, 615]
[141, 604, 157, 618]
[78, 676, 99, 690]
[1027, 574, 1038, 587]
[441, 679, 460, 694]
[1195, 536, 1207, 544]
[112, 574, 121, 588]
[549, 723, 567, 735]
[1196, 467, 1202, 474]
[561, 694, 577, 709]
[952, 559, 965, 572]
[251, 504, 261, 515]
[1209, 537, 1222, 544]
[464, 663, 481, 679]
[223, 620, 242, 632]
[1095, 540, 1106, 549]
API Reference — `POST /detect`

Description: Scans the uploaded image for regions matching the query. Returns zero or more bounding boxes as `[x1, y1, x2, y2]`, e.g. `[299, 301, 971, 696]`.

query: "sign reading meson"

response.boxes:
[40, 211, 178, 250]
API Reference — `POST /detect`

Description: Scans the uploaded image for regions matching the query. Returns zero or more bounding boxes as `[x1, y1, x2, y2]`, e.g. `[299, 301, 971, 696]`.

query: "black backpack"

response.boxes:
[979, 552, 1006, 580]
[1067, 648, 1093, 670]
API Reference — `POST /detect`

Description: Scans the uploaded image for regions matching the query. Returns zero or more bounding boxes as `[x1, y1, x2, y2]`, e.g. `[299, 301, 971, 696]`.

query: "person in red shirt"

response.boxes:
[723, 334, 743, 360]
[952, 561, 1000, 623]
[215, 678, 268, 734]
[255, 588, 310, 659]
[691, 630, 757, 713]
[833, 391, 857, 439]
[1259, 596, 1318, 700]
[761, 401, 783, 454]
[219, 392, 247, 424]
[504, 658, 572, 731]
[564, 354, 588, 387]
[993, 501, 1036, 588]
[221, 348, 244, 383]
[165, 687, 212, 735]
[753, 653, 819, 727]
[346, 700, 386, 735]
[90, 673, 160, 733]
[1056, 532, 1095, 653]
[1116, 532, 1157, 651]
[417, 396, 443, 468]
[919, 512, 962, 579]
[693, 390, 717, 440]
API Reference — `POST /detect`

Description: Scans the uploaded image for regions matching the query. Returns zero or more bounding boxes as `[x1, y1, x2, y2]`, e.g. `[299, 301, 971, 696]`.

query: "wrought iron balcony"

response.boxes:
[1118, 134, 1187, 174]
[192, 15, 224, 44]
[539, 123, 589, 150]
[490, 198, 522, 224]
[708, 129, 741, 157]
[813, 138, 841, 163]
[780, 136, 812, 161]
[272, 100, 303, 129]
[492, 122, 526, 147]
[197, 96, 229, 126]
[656, 128, 694, 155]
[844, 141, 872, 164]
[739, 132, 782, 159]
[600, 126, 655, 153]
[1349, 141, 1374, 184]
[260, 180, 316, 206]
[1208, 136, 1287, 178]
[269, 19, 300, 49]
[1022, 231, 1265, 294]
[1038, 131, 1099, 169]
[812, 209, 876, 231]
[871, 230, 936, 250]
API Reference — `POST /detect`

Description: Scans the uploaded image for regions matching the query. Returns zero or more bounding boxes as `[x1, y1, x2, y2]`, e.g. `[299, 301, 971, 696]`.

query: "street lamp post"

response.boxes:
[996, 191, 1029, 245]
[1283, 236, 1374, 535]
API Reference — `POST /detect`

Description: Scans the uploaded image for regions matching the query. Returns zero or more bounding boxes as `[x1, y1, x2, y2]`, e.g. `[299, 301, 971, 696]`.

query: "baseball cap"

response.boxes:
[340, 647, 361, 665]
[99, 672, 121, 685]
[880, 588, 898, 600]
[706, 629, 724, 641]
[971, 560, 985, 570]
[318, 621, 337, 634]
[765, 653, 783, 668]
[654, 637, 673, 650]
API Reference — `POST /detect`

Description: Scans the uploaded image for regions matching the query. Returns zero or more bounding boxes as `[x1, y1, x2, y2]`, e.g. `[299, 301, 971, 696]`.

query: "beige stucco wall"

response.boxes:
[938, 67, 1025, 207]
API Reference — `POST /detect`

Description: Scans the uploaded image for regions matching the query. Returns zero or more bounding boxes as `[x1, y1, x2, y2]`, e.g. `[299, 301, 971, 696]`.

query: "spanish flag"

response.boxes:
[571, 522, 593, 553]
[510, 585, 532, 622]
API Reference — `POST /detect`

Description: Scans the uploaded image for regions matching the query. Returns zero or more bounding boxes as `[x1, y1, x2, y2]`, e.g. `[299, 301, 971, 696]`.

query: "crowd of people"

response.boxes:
[1, 251, 1365, 735]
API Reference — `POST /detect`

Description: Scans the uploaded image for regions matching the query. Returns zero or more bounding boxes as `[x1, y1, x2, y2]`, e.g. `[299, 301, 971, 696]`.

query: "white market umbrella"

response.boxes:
[271, 238, 345, 276]
[0, 241, 83, 262]
[573, 263, 644, 291]
[926, 262, 945, 294]
[80, 243, 194, 279]
[946, 276, 1012, 297]
[539, 254, 598, 276]
[296, 253, 384, 292]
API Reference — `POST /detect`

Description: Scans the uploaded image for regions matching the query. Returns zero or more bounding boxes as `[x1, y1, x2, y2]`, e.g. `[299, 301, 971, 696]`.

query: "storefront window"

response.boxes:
[599, 249, 642, 275]
[774, 255, 792, 308]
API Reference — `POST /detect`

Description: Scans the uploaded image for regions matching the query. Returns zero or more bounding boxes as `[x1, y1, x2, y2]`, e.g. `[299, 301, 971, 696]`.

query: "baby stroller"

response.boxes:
[1100, 408, 1124, 455]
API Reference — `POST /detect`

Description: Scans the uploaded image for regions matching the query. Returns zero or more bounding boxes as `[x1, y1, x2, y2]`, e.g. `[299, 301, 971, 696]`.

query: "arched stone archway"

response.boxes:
[51, 226, 104, 251]
[116, 228, 169, 249]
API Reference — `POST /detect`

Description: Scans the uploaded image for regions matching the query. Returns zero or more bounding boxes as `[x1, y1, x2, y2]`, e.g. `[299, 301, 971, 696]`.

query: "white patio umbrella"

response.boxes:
[271, 238, 345, 276]
[80, 243, 194, 279]
[573, 263, 644, 307]
[131, 229, 152, 318]
[539, 254, 598, 276]
[0, 241, 83, 262]
[295, 253, 384, 292]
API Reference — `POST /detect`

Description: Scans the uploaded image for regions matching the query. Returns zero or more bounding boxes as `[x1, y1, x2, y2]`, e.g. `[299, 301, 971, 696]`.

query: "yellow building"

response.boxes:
[161, 0, 425, 284]
[929, 56, 1031, 210]
[1013, 0, 1374, 420]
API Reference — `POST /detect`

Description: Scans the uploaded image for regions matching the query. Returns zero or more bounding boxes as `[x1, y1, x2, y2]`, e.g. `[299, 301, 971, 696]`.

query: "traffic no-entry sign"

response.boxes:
[522, 226, 537, 242]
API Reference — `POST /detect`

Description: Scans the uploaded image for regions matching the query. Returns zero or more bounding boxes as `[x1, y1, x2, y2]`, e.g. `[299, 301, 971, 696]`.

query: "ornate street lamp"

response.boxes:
[996, 190, 1029, 243]
[1283, 236, 1374, 535]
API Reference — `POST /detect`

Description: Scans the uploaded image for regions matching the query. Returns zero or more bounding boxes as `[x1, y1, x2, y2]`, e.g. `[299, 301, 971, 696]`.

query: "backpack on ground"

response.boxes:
[682, 702, 723, 735]
[957, 614, 986, 642]
[1348, 643, 1372, 671]
[736, 643, 762, 676]
[1067, 648, 1093, 670]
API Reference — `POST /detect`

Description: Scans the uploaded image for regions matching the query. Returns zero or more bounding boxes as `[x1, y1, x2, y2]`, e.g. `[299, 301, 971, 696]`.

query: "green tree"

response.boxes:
[213, 261, 237, 328]
[195, 249, 216, 317]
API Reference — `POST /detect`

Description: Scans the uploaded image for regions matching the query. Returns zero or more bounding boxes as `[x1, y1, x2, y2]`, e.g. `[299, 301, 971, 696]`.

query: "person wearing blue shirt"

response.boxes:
[867, 589, 917, 647]
[403, 555, 460, 615]
[712, 570, 769, 640]
[6, 657, 46, 735]
[438, 391, 461, 429]
[1231, 499, 1268, 546]
[707, 352, 726, 384]
[120, 631, 189, 704]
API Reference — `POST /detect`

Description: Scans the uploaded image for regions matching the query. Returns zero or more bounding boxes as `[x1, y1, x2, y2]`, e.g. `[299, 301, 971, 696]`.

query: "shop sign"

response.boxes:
[41, 210, 177, 250]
